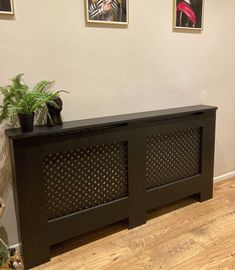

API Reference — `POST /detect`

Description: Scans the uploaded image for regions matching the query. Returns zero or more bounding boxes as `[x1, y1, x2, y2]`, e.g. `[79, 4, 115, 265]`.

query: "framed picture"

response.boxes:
[173, 0, 203, 30]
[0, 0, 14, 14]
[85, 0, 128, 25]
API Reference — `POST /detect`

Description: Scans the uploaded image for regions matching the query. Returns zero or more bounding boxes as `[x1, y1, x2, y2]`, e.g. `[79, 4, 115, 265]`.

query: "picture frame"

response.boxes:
[0, 0, 14, 15]
[85, 0, 128, 25]
[173, 0, 203, 30]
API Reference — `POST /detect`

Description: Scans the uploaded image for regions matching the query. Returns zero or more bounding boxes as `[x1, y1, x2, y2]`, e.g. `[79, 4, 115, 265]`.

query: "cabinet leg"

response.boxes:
[199, 189, 213, 202]
[128, 212, 146, 229]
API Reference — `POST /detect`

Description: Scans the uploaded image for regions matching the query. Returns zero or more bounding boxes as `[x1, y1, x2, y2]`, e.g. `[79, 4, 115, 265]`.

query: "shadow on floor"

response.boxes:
[50, 195, 198, 258]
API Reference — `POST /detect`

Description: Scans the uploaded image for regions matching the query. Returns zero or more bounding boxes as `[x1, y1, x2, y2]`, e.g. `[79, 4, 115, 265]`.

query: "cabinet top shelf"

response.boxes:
[5, 105, 217, 140]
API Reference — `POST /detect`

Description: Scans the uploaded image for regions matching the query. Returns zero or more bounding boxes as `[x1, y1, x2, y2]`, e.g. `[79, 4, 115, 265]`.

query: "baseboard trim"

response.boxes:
[214, 171, 235, 183]
[9, 243, 20, 254]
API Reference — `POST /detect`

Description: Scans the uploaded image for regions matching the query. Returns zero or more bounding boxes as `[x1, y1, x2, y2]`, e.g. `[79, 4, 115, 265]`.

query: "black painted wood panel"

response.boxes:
[6, 105, 217, 269]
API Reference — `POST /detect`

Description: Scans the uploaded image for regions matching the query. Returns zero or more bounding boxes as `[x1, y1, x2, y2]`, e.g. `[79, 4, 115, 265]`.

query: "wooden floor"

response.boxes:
[32, 178, 235, 270]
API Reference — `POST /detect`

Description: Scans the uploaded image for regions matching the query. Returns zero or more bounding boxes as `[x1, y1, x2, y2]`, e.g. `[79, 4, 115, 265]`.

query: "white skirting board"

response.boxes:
[214, 171, 235, 183]
[9, 243, 20, 254]
[8, 171, 235, 252]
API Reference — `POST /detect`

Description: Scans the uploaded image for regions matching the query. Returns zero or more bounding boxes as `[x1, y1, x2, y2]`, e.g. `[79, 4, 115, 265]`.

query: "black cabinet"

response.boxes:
[6, 105, 217, 269]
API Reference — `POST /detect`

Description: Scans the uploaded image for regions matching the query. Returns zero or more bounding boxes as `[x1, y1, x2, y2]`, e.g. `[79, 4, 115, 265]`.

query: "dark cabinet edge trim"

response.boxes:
[5, 105, 217, 140]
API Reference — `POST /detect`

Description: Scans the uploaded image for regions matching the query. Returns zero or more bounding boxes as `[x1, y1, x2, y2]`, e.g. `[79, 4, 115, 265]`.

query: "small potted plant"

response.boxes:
[0, 74, 63, 132]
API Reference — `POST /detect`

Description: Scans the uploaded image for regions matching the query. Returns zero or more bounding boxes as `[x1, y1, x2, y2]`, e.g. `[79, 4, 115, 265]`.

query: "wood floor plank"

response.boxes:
[171, 236, 235, 270]
[104, 252, 154, 270]
[189, 210, 235, 249]
[33, 238, 133, 270]
[214, 177, 235, 197]
[106, 233, 205, 270]
[120, 192, 235, 254]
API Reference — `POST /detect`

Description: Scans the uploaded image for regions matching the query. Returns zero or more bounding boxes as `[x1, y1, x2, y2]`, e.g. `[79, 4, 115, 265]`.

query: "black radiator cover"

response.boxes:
[6, 105, 217, 269]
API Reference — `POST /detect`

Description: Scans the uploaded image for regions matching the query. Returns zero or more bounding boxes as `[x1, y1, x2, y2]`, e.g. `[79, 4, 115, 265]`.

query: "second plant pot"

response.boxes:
[18, 112, 35, 132]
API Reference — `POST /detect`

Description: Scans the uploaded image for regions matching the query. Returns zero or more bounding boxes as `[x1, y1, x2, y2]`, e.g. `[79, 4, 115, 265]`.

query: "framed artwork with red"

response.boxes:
[174, 0, 203, 30]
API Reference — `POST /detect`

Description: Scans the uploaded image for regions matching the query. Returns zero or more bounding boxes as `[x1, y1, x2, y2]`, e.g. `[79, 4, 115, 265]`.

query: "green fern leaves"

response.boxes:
[0, 74, 64, 124]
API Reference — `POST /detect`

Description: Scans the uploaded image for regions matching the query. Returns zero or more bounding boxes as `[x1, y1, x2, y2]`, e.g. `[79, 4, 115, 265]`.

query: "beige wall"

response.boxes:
[0, 0, 235, 245]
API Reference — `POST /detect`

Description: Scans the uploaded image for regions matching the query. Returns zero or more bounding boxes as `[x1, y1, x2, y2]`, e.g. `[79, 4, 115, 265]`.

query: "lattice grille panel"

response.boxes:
[146, 128, 201, 190]
[43, 142, 128, 220]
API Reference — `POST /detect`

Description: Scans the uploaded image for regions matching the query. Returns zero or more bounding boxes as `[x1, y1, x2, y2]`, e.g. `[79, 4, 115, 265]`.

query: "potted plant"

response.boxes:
[0, 74, 63, 132]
